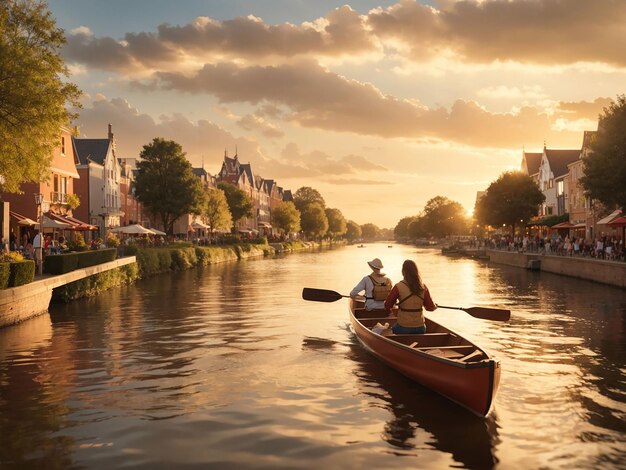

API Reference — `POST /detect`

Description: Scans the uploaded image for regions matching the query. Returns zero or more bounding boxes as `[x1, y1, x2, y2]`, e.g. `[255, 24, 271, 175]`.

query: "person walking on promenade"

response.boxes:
[350, 258, 392, 311]
[384, 259, 438, 334]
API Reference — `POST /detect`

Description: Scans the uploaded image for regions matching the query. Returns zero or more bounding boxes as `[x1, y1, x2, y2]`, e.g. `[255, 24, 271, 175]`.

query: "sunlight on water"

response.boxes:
[0, 243, 624, 469]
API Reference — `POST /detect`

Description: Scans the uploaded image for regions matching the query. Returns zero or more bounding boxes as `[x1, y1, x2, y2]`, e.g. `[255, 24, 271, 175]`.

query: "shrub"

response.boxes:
[106, 233, 121, 248]
[220, 234, 241, 245]
[44, 249, 117, 274]
[68, 232, 88, 252]
[0, 263, 10, 289]
[9, 260, 35, 287]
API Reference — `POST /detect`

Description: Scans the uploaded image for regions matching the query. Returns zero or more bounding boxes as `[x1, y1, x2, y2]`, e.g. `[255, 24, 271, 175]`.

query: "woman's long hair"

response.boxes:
[402, 260, 424, 295]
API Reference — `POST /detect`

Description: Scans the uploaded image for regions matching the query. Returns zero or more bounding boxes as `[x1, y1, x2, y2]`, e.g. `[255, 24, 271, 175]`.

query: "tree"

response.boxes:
[135, 138, 206, 235]
[580, 95, 626, 210]
[204, 188, 232, 239]
[217, 181, 254, 231]
[475, 171, 545, 235]
[293, 186, 325, 212]
[325, 207, 347, 239]
[421, 196, 468, 238]
[394, 216, 419, 239]
[407, 216, 427, 239]
[361, 223, 380, 240]
[0, 1, 81, 193]
[300, 203, 328, 240]
[346, 220, 362, 241]
[271, 201, 300, 234]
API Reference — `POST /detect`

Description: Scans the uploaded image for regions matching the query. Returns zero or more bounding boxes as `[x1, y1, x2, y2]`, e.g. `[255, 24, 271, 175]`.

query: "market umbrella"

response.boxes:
[110, 224, 155, 235]
[149, 228, 166, 236]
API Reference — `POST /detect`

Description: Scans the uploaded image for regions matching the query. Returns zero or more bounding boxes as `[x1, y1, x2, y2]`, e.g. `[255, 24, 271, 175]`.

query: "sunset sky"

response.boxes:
[47, 0, 625, 228]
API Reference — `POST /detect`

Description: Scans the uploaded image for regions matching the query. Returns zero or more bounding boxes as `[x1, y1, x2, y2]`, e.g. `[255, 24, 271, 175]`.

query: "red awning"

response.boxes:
[551, 222, 574, 229]
[9, 210, 37, 226]
[608, 216, 626, 227]
[47, 212, 98, 231]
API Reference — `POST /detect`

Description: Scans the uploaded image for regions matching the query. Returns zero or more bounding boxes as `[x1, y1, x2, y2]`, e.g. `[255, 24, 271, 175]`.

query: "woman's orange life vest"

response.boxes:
[396, 280, 425, 328]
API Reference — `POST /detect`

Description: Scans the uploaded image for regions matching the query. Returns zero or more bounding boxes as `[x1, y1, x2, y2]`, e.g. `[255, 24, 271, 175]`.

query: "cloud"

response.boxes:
[73, 97, 263, 169]
[325, 178, 393, 185]
[368, 0, 626, 66]
[152, 60, 598, 147]
[62, 1, 626, 73]
[237, 114, 284, 138]
[556, 97, 613, 120]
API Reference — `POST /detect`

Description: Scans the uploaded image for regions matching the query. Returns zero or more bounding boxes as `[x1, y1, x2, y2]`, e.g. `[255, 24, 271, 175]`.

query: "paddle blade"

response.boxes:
[465, 306, 511, 322]
[302, 288, 346, 303]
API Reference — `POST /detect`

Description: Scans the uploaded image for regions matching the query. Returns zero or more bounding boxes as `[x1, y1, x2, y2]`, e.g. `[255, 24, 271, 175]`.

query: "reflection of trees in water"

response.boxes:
[303, 335, 500, 468]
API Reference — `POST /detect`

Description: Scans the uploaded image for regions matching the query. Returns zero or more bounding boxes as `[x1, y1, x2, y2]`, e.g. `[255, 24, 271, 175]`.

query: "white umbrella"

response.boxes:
[18, 217, 38, 226]
[149, 228, 166, 236]
[110, 224, 155, 235]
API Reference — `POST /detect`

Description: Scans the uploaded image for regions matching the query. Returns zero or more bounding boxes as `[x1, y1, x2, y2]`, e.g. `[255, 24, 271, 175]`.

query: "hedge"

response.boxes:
[9, 261, 35, 287]
[44, 249, 117, 275]
[0, 263, 10, 289]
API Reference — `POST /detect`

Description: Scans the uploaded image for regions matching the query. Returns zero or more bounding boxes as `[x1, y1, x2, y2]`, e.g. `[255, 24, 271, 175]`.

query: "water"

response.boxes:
[0, 243, 624, 469]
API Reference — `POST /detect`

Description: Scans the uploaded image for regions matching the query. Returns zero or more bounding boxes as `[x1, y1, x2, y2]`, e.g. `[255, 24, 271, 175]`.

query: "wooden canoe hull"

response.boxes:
[350, 302, 500, 416]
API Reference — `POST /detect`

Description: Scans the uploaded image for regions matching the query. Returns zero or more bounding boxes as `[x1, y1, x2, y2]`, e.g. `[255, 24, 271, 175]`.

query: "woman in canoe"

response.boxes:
[384, 259, 438, 334]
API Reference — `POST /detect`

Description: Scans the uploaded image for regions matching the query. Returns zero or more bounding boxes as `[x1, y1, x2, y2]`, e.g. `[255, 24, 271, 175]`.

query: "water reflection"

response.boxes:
[302, 334, 499, 468]
[0, 243, 624, 468]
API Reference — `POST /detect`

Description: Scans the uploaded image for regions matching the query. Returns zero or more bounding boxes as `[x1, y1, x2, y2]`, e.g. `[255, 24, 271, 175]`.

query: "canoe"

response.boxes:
[349, 299, 500, 417]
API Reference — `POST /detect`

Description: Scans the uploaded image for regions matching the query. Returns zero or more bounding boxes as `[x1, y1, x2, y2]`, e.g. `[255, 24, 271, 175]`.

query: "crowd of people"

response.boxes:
[488, 233, 625, 261]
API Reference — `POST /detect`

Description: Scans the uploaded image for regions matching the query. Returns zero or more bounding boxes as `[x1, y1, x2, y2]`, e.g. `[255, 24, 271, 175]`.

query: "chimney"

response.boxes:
[108, 123, 113, 141]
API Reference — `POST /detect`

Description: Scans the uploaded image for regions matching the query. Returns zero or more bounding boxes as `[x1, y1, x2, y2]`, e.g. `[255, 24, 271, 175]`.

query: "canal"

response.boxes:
[0, 243, 624, 469]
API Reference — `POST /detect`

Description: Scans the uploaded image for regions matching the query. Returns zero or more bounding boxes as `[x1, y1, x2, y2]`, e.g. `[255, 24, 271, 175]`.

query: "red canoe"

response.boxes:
[349, 299, 500, 417]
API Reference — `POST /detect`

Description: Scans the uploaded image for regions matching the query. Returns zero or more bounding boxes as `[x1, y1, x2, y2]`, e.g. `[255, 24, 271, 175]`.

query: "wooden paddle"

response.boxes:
[302, 288, 510, 321]
[437, 305, 510, 322]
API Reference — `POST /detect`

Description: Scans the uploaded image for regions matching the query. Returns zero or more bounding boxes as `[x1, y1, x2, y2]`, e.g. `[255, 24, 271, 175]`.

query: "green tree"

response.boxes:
[421, 196, 468, 238]
[0, 0, 81, 193]
[204, 188, 232, 239]
[346, 220, 362, 241]
[394, 216, 419, 239]
[475, 171, 545, 235]
[361, 223, 380, 240]
[580, 95, 626, 210]
[135, 138, 206, 235]
[325, 207, 347, 239]
[271, 201, 301, 234]
[300, 203, 328, 240]
[407, 216, 427, 239]
[293, 186, 325, 212]
[217, 181, 254, 231]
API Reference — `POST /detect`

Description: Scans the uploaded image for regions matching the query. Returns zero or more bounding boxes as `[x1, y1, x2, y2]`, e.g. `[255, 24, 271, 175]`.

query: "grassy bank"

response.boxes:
[52, 242, 277, 302]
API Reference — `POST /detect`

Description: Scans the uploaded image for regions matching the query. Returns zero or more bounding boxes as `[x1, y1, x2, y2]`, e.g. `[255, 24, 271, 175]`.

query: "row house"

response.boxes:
[217, 151, 293, 235]
[118, 157, 146, 228]
[522, 129, 622, 240]
[2, 126, 95, 247]
[73, 124, 123, 240]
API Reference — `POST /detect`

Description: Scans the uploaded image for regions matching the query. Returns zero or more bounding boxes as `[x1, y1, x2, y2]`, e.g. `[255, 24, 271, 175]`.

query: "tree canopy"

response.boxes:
[346, 220, 362, 241]
[475, 171, 545, 234]
[204, 188, 232, 237]
[325, 207, 347, 239]
[217, 181, 254, 230]
[361, 223, 381, 240]
[135, 138, 206, 235]
[421, 196, 467, 238]
[580, 95, 626, 210]
[300, 203, 328, 239]
[293, 187, 325, 212]
[0, 0, 81, 193]
[271, 201, 301, 234]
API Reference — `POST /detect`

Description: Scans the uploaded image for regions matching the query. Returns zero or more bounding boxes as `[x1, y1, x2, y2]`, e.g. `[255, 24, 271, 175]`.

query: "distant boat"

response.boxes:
[357, 244, 365, 248]
[388, 245, 393, 248]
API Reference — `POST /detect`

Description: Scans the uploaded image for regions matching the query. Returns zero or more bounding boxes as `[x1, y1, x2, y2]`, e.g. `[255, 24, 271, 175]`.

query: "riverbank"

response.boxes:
[0, 239, 338, 328]
[487, 249, 626, 288]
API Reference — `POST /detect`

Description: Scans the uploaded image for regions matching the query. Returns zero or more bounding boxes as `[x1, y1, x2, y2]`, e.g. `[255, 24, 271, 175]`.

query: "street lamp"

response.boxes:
[34, 193, 43, 276]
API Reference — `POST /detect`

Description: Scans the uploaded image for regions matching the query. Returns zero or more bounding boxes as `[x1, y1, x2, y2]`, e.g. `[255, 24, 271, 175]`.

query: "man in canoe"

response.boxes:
[349, 258, 393, 311]
[384, 259, 438, 334]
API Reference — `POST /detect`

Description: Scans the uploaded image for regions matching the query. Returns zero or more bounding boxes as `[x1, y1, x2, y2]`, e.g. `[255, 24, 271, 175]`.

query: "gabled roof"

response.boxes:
[73, 138, 111, 165]
[522, 152, 542, 176]
[192, 167, 210, 178]
[545, 149, 580, 178]
[240, 163, 254, 186]
[283, 189, 293, 202]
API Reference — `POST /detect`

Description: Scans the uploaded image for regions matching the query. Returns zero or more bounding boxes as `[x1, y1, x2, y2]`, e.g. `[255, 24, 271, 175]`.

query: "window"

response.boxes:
[54, 174, 59, 192]
[557, 180, 564, 196]
[549, 179, 554, 189]
[61, 136, 66, 155]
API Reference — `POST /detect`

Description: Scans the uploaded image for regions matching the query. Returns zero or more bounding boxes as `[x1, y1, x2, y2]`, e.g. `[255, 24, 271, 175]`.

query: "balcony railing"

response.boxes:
[50, 192, 68, 204]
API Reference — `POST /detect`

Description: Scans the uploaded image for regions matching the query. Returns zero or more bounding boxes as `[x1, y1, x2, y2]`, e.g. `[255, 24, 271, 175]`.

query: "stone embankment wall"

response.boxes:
[0, 257, 136, 328]
[487, 250, 625, 288]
